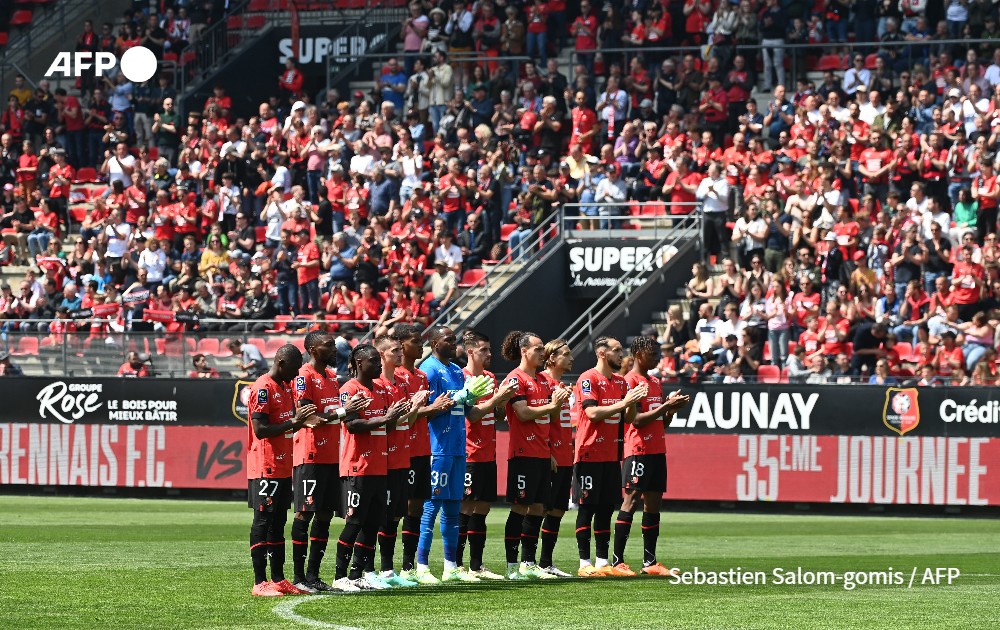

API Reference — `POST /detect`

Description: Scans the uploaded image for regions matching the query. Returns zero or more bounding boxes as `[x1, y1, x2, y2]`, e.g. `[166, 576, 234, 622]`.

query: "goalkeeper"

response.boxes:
[414, 326, 495, 583]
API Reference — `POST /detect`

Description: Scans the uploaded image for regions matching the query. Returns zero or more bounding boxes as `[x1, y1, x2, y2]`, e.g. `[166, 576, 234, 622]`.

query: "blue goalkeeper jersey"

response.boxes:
[420, 355, 468, 457]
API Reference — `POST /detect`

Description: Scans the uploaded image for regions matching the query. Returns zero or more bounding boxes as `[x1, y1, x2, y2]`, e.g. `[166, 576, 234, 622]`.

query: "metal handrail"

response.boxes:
[421, 207, 564, 334]
[323, 6, 408, 99]
[557, 208, 702, 353]
[0, 0, 100, 90]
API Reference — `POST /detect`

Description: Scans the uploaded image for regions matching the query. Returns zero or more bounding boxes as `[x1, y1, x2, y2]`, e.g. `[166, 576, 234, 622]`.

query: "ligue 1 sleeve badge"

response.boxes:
[883, 388, 920, 435]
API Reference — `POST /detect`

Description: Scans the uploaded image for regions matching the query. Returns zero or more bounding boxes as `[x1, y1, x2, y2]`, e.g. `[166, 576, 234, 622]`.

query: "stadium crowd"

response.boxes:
[0, 1, 1000, 384]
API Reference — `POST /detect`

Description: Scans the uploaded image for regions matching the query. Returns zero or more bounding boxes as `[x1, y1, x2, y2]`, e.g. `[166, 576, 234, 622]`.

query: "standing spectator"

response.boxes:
[696, 163, 730, 263]
[427, 51, 454, 132]
[152, 97, 180, 165]
[424, 259, 456, 316]
[765, 280, 793, 366]
[294, 229, 321, 313]
[759, 0, 787, 93]
[401, 2, 429, 75]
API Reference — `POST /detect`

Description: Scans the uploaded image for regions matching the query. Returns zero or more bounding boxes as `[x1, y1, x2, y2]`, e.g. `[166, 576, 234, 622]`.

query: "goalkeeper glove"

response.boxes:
[454, 374, 494, 405]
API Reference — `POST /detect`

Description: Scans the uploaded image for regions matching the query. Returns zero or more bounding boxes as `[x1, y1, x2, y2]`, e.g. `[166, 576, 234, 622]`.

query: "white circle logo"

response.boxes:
[119, 46, 158, 83]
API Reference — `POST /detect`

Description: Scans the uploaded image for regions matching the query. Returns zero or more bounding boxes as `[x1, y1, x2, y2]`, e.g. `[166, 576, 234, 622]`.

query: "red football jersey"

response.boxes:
[503, 367, 553, 460]
[539, 371, 574, 467]
[339, 379, 390, 477]
[464, 368, 497, 463]
[377, 375, 411, 470]
[395, 366, 430, 457]
[292, 364, 341, 466]
[623, 372, 666, 457]
[573, 368, 627, 463]
[247, 374, 295, 478]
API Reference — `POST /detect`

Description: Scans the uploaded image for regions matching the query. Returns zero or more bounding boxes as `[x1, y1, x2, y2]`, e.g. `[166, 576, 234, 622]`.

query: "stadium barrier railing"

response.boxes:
[0, 318, 376, 378]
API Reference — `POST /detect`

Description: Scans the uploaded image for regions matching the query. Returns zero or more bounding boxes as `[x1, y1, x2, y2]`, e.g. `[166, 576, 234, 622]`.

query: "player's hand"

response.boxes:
[428, 391, 454, 412]
[663, 390, 690, 410]
[495, 380, 518, 402]
[625, 383, 649, 404]
[552, 387, 571, 405]
[294, 403, 318, 427]
[344, 393, 370, 414]
[410, 389, 431, 408]
[550, 455, 558, 473]
[388, 399, 411, 420]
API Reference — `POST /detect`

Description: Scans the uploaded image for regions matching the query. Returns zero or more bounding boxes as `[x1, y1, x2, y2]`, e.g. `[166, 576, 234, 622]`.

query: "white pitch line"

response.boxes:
[273, 595, 364, 630]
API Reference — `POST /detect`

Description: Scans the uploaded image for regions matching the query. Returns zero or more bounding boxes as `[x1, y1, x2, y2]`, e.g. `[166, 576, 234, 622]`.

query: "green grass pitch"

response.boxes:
[1, 496, 998, 629]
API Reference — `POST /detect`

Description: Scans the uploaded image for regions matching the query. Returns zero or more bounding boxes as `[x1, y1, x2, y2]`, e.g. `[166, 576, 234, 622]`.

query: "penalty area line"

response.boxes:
[273, 595, 363, 630]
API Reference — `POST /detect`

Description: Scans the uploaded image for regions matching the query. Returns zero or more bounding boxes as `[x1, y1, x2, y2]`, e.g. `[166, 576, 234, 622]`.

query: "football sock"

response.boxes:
[457, 512, 471, 567]
[593, 507, 613, 564]
[401, 514, 420, 571]
[504, 511, 525, 564]
[417, 499, 442, 567]
[520, 514, 543, 564]
[250, 513, 269, 584]
[539, 514, 562, 568]
[267, 509, 288, 583]
[351, 528, 376, 580]
[641, 512, 660, 566]
[575, 505, 594, 561]
[440, 500, 460, 564]
[306, 517, 331, 581]
[612, 511, 634, 566]
[467, 513, 488, 571]
[291, 514, 311, 582]
[335, 522, 361, 580]
[379, 519, 399, 573]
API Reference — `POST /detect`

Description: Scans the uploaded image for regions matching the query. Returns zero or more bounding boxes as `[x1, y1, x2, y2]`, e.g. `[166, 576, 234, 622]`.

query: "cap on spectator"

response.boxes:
[354, 90, 364, 98]
[585, 155, 600, 164]
[297, 228, 310, 236]
[776, 155, 794, 165]
[823, 231, 836, 242]
[853, 250, 866, 261]
[948, 88, 961, 98]
[687, 355, 703, 364]
[803, 272, 818, 284]
[135, 235, 147, 243]
[559, 161, 569, 169]
[2, 183, 12, 191]
[434, 259, 448, 267]
[941, 330, 957, 340]
[292, 100, 306, 111]
[856, 84, 867, 92]
[406, 109, 419, 119]
[641, 325, 657, 337]
[534, 148, 547, 159]
[639, 98, 654, 108]
[471, 83, 487, 92]
[430, 7, 446, 18]
[649, 143, 663, 153]
[725, 334, 738, 342]
[608, 162, 621, 176]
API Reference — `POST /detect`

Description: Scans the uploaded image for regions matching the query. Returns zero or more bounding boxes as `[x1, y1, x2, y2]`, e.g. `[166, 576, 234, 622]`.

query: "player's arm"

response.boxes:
[510, 387, 570, 422]
[634, 389, 691, 428]
[298, 391, 369, 424]
[398, 389, 431, 425]
[344, 399, 411, 434]
[251, 403, 317, 439]
[581, 384, 646, 422]
[468, 379, 515, 422]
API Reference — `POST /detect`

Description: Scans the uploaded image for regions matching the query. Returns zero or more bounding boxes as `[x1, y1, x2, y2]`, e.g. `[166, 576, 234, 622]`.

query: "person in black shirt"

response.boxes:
[536, 96, 563, 157]
[850, 321, 888, 375]
[273, 230, 298, 315]
[142, 14, 168, 58]
[230, 212, 257, 260]
[312, 185, 334, 238]
[921, 222, 952, 295]
[457, 211, 491, 270]
[890, 224, 923, 298]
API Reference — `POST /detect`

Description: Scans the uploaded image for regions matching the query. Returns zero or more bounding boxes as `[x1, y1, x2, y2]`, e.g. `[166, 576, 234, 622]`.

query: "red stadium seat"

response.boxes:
[248, 0, 270, 11]
[500, 224, 516, 241]
[197, 338, 220, 357]
[69, 207, 88, 224]
[757, 365, 781, 384]
[894, 342, 913, 362]
[264, 338, 285, 359]
[458, 268, 486, 288]
[13, 336, 38, 356]
[246, 15, 266, 29]
[10, 11, 33, 27]
[864, 53, 879, 69]
[227, 15, 244, 28]
[254, 226, 266, 243]
[815, 55, 845, 71]
[0, 32, 7, 47]
[779, 367, 790, 384]
[73, 167, 98, 183]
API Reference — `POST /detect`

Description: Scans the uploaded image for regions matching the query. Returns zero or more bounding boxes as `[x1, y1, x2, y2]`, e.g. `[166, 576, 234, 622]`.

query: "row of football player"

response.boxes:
[244, 323, 689, 595]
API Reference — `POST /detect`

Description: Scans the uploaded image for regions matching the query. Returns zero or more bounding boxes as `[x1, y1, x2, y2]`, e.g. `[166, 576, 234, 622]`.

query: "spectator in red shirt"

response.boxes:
[294, 228, 321, 313]
[118, 351, 152, 378]
[189, 353, 220, 378]
[278, 59, 304, 98]
[951, 244, 986, 320]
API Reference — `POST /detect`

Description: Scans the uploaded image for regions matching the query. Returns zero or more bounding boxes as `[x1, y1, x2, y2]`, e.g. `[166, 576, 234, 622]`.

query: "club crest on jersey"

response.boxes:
[581, 379, 591, 394]
[257, 389, 268, 404]
[508, 377, 518, 386]
[295, 376, 306, 392]
[340, 392, 348, 405]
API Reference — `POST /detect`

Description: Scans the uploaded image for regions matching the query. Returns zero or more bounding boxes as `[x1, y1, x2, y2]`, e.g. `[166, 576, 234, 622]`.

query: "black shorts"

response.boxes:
[248, 477, 293, 513]
[622, 454, 668, 494]
[293, 463, 341, 514]
[545, 465, 573, 512]
[387, 468, 410, 520]
[408, 455, 431, 502]
[506, 457, 551, 506]
[572, 461, 622, 507]
[341, 475, 388, 526]
[464, 460, 498, 502]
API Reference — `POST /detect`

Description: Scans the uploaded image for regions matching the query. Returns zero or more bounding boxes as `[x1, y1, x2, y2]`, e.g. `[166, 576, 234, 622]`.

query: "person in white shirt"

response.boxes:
[595, 162, 628, 229]
[905, 182, 931, 217]
[807, 175, 844, 229]
[596, 75, 628, 137]
[921, 197, 952, 241]
[842, 55, 871, 96]
[100, 141, 136, 189]
[960, 84, 990, 136]
[432, 230, 463, 274]
[217, 172, 242, 232]
[349, 139, 376, 176]
[694, 302, 723, 354]
[696, 162, 730, 263]
[826, 91, 849, 122]
[138, 237, 168, 285]
[858, 89, 886, 125]
[984, 47, 1000, 87]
